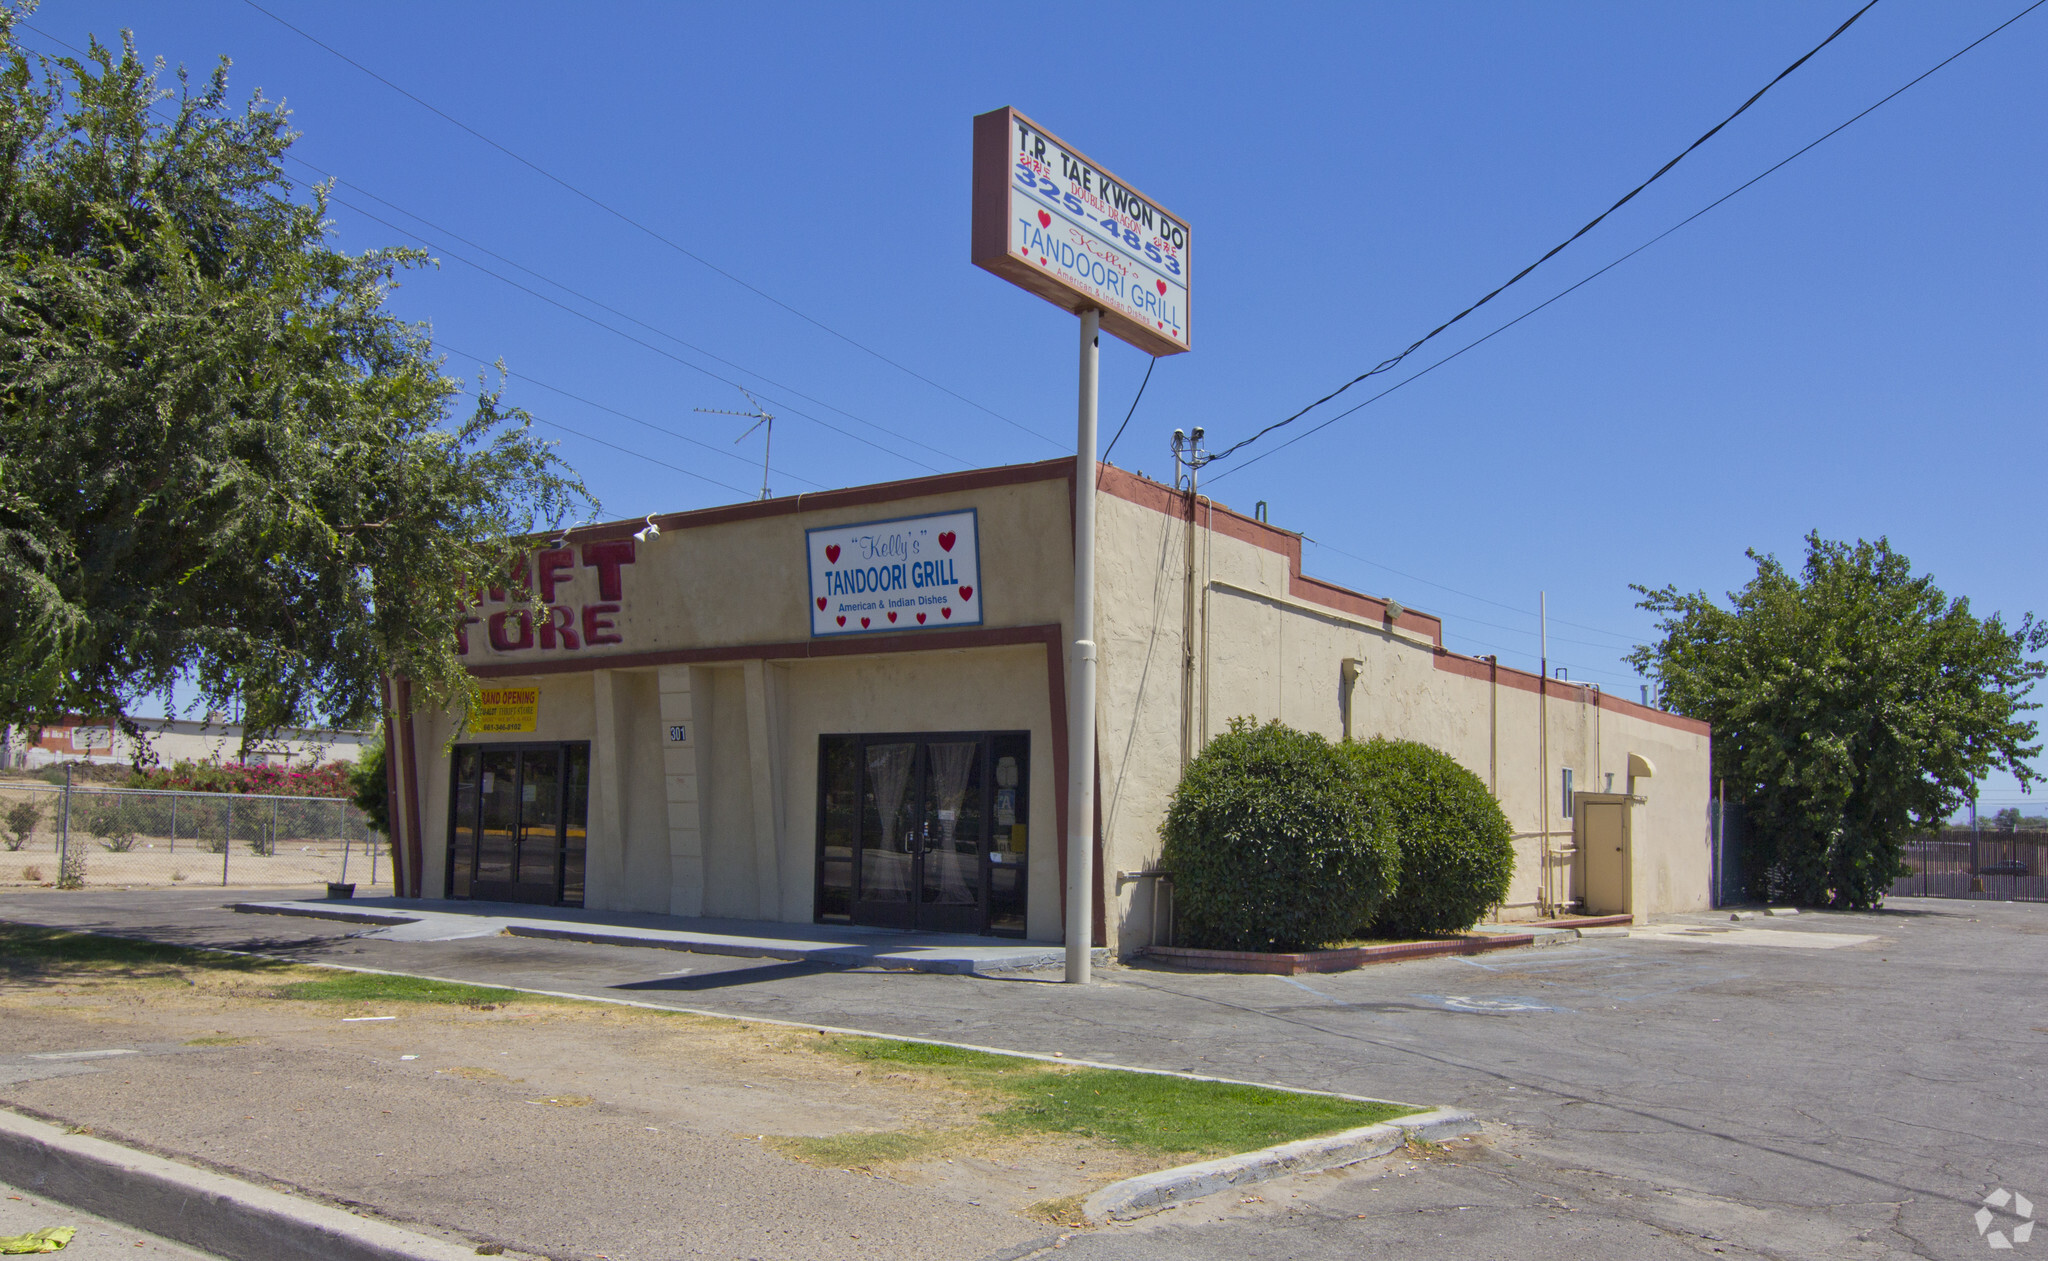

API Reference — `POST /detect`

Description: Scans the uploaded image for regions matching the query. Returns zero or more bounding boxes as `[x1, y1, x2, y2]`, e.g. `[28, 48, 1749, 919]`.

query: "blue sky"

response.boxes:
[26, 2, 2045, 808]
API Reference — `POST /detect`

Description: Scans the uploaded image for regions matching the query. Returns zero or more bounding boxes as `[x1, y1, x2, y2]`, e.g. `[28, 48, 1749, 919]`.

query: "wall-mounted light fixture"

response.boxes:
[634, 515, 662, 544]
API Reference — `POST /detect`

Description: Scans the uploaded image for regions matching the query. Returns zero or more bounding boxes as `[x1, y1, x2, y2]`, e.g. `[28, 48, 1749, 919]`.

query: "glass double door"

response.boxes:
[817, 733, 1029, 936]
[448, 743, 589, 906]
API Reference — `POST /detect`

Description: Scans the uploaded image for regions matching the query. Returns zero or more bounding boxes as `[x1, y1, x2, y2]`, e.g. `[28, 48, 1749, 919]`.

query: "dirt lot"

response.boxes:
[0, 930, 1399, 1259]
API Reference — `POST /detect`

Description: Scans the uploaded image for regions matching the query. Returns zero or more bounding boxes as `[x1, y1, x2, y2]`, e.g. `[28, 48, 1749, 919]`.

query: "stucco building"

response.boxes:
[379, 458, 1712, 958]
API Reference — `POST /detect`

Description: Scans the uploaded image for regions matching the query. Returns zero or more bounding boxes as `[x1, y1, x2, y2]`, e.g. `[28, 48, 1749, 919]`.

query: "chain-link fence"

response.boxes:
[0, 779, 385, 891]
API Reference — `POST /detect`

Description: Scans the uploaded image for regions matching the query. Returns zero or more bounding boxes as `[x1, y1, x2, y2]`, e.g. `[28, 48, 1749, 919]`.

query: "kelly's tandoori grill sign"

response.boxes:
[808, 510, 983, 637]
[971, 106, 1189, 358]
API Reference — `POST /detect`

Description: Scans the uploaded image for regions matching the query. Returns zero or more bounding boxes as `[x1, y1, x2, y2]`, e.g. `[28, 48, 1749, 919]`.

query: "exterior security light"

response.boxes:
[634, 515, 661, 544]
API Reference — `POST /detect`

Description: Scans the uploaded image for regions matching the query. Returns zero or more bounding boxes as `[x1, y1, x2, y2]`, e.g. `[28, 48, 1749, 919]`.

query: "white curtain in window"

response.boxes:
[863, 743, 915, 902]
[926, 741, 977, 905]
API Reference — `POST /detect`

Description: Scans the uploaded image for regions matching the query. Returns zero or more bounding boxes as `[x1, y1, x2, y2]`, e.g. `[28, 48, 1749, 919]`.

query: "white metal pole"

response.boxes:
[1067, 308, 1101, 984]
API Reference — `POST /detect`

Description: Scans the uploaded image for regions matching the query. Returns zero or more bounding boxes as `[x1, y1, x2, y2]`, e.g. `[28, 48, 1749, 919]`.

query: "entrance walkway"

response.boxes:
[232, 896, 1103, 976]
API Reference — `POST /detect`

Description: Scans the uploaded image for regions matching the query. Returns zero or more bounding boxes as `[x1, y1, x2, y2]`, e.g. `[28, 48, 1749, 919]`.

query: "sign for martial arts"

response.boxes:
[972, 106, 1190, 357]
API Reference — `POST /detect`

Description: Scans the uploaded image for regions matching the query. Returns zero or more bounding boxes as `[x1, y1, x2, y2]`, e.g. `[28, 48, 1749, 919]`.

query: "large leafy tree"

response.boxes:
[0, 20, 590, 751]
[1630, 534, 2046, 908]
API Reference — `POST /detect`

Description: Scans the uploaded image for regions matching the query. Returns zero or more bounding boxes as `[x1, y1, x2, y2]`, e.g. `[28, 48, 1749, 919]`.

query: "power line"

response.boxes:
[443, 381, 756, 500]
[1202, 1, 1881, 466]
[328, 192, 954, 476]
[1301, 538, 1645, 645]
[437, 342, 825, 494]
[299, 157, 981, 470]
[1210, 0, 2046, 481]
[9, 22, 928, 487]
[1100, 357, 1157, 467]
[239, 0, 1063, 451]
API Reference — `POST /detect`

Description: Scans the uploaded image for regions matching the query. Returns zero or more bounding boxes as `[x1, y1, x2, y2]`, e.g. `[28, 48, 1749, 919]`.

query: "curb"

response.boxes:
[1144, 933, 1542, 976]
[231, 902, 1110, 976]
[1080, 1106, 1479, 1223]
[0, 1108, 491, 1261]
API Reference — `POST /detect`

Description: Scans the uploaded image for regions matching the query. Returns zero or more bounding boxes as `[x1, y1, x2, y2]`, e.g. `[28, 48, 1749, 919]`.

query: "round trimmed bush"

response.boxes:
[1161, 718, 1398, 952]
[1342, 738, 1514, 936]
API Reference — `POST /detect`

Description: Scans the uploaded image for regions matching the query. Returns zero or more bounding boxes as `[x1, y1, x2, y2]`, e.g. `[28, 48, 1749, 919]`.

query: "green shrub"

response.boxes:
[80, 800, 139, 853]
[1342, 738, 1515, 936]
[1161, 718, 1398, 952]
[4, 800, 40, 851]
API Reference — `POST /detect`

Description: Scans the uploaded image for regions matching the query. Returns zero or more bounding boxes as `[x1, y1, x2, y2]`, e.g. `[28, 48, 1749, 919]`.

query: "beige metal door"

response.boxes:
[1582, 800, 1630, 915]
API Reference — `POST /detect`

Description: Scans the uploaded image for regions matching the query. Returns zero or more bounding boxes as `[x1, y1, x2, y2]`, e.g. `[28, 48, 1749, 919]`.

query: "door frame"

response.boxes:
[814, 730, 1027, 937]
[1573, 791, 1638, 917]
[446, 741, 590, 907]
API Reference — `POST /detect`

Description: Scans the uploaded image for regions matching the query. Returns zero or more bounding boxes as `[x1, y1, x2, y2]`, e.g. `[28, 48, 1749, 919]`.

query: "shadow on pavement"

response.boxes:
[611, 960, 842, 991]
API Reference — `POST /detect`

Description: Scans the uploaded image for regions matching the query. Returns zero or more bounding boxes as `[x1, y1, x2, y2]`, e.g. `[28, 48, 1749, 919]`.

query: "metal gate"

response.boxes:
[1890, 829, 2046, 902]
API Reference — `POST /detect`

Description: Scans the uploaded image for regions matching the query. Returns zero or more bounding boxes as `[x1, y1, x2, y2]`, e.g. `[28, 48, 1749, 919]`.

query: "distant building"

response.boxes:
[1, 716, 372, 771]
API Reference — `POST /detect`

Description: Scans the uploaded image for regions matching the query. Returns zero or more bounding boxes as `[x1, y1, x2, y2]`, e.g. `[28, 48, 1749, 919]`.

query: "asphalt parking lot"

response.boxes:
[0, 889, 2039, 1261]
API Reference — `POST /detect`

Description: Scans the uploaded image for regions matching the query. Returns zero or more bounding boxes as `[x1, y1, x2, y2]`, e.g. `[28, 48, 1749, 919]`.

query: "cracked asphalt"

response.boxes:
[0, 889, 2039, 1261]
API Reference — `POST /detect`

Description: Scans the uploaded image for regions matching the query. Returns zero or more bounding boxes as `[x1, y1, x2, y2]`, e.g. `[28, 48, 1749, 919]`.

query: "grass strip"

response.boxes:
[274, 972, 528, 1007]
[0, 924, 279, 976]
[817, 1035, 1416, 1157]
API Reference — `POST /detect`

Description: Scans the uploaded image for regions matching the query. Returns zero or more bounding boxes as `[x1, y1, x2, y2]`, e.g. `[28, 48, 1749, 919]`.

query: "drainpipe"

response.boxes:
[1487, 655, 1498, 796]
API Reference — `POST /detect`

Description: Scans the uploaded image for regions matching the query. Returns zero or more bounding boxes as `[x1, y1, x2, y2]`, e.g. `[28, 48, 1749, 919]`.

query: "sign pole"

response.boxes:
[1067, 307, 1101, 984]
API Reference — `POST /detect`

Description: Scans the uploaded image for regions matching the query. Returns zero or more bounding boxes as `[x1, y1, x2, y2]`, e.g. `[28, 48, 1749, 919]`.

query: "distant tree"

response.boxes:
[0, 20, 590, 753]
[1631, 534, 2046, 908]
[1993, 807, 2022, 832]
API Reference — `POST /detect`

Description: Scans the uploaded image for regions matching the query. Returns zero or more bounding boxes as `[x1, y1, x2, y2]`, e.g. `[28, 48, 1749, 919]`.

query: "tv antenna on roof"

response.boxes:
[695, 388, 775, 501]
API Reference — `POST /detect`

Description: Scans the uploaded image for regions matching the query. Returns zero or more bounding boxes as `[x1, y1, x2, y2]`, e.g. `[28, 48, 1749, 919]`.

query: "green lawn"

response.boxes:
[818, 1036, 1415, 1157]
[274, 972, 529, 1007]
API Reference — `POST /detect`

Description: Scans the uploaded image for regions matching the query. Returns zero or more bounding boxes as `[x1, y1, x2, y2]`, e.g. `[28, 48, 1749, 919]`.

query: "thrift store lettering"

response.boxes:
[457, 539, 636, 654]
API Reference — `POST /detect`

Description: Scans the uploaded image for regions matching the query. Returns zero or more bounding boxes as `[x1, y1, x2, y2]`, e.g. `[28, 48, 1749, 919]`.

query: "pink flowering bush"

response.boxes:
[126, 760, 354, 798]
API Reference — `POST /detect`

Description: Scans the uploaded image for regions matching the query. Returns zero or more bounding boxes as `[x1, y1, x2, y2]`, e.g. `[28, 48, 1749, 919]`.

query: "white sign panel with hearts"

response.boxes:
[807, 509, 983, 637]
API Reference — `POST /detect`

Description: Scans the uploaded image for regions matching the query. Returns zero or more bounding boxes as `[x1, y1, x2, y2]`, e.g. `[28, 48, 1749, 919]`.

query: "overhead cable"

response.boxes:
[1203, 0, 1881, 466]
[240, 0, 1063, 450]
[1210, 0, 2045, 481]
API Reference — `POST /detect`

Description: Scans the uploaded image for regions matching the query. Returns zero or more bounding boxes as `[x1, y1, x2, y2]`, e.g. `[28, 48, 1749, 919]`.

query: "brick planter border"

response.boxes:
[1142, 932, 1540, 975]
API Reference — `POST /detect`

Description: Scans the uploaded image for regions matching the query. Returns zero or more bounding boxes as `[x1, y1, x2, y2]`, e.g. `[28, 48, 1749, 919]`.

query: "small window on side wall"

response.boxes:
[1561, 768, 1575, 818]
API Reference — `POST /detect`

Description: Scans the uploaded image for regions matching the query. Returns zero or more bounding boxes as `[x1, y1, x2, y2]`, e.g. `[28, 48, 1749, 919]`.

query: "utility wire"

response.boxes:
[240, 0, 1063, 450]
[1302, 537, 1644, 642]
[1211, 0, 2045, 481]
[1204, 0, 1881, 466]
[14, 19, 962, 479]
[297, 157, 978, 470]
[445, 378, 756, 499]
[1100, 357, 1157, 467]
[438, 341, 826, 493]
[330, 193, 953, 476]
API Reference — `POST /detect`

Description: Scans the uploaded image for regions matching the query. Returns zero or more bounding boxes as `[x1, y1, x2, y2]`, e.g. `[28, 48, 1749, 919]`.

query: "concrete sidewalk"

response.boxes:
[234, 895, 1109, 975]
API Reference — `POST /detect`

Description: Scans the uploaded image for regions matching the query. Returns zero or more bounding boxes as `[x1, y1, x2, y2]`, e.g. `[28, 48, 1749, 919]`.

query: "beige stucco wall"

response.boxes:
[1093, 479, 1713, 958]
[398, 458, 1710, 958]
[409, 468, 1074, 940]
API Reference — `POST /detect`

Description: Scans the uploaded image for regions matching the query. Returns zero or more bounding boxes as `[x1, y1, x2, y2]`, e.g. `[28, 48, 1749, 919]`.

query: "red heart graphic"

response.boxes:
[837, 615, 846, 626]
[888, 611, 898, 623]
[816, 597, 827, 611]
[941, 607, 952, 619]
[938, 531, 956, 552]
[1039, 257, 1047, 265]
[1156, 279, 1167, 295]
[824, 544, 840, 563]
[1037, 210, 1051, 228]
[861, 617, 870, 628]
[916, 612, 926, 624]
[958, 585, 973, 601]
